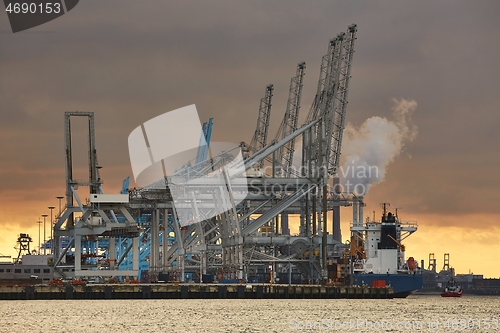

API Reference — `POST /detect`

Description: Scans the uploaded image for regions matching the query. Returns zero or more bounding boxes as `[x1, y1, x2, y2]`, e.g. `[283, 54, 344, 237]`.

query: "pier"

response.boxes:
[0, 284, 393, 300]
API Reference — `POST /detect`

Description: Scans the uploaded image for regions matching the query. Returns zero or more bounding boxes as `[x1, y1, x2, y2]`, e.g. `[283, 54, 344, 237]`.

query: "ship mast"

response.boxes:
[381, 202, 390, 219]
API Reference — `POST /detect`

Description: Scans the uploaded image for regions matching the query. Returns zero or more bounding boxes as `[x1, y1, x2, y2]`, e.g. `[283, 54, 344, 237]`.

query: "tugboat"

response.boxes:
[441, 279, 463, 297]
[350, 202, 423, 298]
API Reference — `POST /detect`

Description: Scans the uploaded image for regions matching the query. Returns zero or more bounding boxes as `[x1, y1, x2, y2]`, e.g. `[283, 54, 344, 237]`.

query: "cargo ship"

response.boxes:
[350, 203, 423, 297]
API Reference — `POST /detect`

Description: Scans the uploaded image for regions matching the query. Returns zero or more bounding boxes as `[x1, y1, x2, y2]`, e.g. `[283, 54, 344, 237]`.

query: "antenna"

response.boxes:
[381, 202, 390, 217]
[394, 207, 402, 219]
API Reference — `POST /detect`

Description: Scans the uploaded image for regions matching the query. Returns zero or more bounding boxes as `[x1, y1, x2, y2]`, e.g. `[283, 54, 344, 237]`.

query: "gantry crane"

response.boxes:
[57, 25, 359, 284]
[53, 112, 141, 280]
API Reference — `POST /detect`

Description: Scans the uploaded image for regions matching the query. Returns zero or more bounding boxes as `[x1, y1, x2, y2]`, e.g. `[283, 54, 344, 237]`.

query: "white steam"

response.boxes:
[340, 98, 418, 195]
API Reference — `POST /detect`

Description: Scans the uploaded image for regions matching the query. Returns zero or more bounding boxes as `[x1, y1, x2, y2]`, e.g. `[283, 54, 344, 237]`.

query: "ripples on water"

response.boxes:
[0, 295, 498, 332]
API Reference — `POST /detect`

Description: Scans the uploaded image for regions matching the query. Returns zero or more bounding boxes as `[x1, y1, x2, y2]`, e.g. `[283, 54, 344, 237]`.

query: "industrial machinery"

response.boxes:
[50, 25, 360, 284]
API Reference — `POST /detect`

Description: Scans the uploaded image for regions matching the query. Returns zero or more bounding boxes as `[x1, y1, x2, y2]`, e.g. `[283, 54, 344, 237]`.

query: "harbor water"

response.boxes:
[0, 295, 498, 332]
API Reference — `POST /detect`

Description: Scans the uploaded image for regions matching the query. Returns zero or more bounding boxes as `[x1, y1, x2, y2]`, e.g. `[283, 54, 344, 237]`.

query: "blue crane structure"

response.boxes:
[107, 118, 213, 281]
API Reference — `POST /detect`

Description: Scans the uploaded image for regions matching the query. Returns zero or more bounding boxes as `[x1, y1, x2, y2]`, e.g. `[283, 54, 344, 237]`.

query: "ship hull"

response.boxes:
[441, 290, 462, 297]
[354, 273, 423, 298]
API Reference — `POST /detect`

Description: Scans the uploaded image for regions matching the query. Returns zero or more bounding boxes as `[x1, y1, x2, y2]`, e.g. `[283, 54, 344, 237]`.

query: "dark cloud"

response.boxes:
[0, 0, 500, 237]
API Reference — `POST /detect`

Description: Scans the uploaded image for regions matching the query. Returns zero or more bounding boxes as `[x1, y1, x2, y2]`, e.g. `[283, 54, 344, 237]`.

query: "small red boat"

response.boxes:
[441, 279, 463, 297]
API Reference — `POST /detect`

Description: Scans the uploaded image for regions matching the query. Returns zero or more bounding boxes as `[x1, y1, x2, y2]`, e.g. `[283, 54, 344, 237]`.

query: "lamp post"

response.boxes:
[56, 196, 64, 215]
[48, 206, 55, 254]
[56, 196, 64, 258]
[288, 235, 291, 286]
[37, 219, 42, 255]
[41, 214, 48, 255]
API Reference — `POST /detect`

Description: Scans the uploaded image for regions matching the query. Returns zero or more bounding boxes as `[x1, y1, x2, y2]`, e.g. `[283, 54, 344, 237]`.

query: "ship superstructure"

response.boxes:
[350, 203, 422, 297]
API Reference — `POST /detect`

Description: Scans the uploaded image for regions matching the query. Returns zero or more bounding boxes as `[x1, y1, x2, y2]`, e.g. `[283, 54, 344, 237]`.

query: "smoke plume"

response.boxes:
[340, 98, 418, 195]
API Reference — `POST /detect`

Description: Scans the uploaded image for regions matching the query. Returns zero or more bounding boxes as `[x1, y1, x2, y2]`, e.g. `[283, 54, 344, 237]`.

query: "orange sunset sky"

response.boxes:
[1, 2, 499, 278]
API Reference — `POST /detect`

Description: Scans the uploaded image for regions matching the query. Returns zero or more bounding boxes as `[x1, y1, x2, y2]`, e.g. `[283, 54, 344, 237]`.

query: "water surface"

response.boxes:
[0, 295, 498, 332]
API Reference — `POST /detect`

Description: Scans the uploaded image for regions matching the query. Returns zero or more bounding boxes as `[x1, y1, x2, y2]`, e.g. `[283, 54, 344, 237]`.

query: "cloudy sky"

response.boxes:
[1, 1, 499, 277]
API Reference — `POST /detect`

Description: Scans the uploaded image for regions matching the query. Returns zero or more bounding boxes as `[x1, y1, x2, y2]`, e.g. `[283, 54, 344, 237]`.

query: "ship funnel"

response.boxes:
[352, 198, 364, 228]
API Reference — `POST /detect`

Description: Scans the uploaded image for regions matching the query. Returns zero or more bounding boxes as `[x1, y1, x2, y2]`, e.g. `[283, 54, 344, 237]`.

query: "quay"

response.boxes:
[0, 284, 393, 300]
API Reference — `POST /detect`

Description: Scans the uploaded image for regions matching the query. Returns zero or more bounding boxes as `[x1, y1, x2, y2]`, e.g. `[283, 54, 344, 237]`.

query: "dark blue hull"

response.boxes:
[354, 273, 423, 298]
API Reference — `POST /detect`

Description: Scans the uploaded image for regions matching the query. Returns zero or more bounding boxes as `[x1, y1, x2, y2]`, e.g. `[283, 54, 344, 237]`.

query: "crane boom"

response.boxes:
[327, 24, 357, 175]
[195, 118, 213, 165]
[250, 84, 274, 167]
[306, 37, 341, 123]
[303, 24, 357, 177]
[274, 62, 306, 177]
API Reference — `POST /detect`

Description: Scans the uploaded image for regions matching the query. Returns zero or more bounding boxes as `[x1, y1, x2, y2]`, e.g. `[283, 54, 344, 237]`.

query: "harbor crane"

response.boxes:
[50, 25, 359, 284]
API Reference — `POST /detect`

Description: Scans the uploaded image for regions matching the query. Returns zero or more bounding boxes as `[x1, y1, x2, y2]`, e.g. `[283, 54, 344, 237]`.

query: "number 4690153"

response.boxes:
[5, 2, 61, 14]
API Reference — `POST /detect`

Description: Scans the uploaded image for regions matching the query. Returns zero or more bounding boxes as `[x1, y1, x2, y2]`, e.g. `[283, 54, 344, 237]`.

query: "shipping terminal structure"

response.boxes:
[2, 24, 423, 297]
